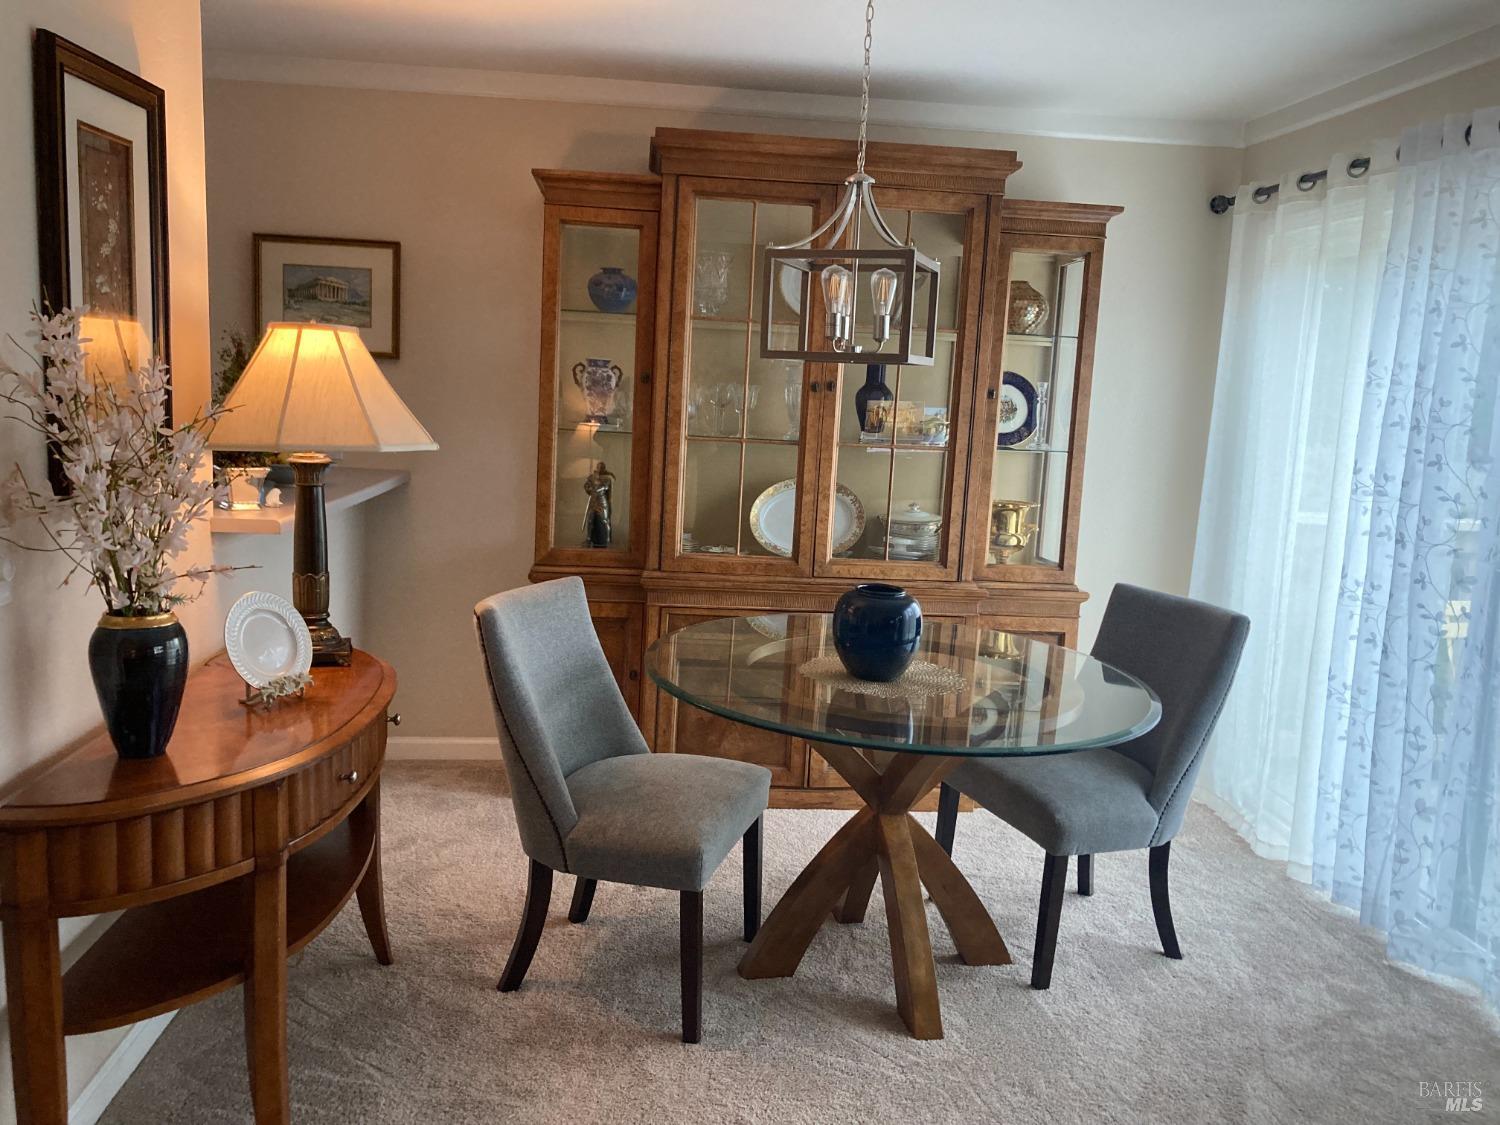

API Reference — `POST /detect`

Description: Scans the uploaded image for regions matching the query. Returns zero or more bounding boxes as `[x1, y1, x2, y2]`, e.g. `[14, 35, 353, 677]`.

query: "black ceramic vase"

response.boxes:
[87, 613, 189, 760]
[832, 583, 923, 682]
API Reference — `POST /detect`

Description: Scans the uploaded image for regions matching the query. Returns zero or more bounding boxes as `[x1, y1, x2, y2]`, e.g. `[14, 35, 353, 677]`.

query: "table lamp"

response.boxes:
[208, 322, 437, 665]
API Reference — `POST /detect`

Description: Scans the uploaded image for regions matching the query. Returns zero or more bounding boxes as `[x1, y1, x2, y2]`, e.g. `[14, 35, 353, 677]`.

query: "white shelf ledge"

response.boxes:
[209, 468, 410, 536]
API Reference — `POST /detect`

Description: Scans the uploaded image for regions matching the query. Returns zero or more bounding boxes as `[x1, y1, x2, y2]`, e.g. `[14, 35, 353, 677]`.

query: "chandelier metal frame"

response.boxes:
[757, 0, 940, 366]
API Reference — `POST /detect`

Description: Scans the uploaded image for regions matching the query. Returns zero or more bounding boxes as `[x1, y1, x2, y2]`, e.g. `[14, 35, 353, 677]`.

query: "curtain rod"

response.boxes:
[1209, 120, 1485, 214]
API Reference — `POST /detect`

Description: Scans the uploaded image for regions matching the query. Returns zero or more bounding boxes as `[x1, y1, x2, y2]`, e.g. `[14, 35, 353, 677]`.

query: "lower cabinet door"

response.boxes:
[653, 610, 808, 788]
[589, 601, 645, 719]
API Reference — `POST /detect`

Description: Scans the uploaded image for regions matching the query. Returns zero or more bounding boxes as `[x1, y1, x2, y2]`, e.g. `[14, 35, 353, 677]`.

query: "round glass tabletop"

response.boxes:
[647, 614, 1161, 758]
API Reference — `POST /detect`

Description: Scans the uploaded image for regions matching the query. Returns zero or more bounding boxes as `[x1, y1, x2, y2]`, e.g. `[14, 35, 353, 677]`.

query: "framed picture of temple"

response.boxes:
[253, 234, 401, 357]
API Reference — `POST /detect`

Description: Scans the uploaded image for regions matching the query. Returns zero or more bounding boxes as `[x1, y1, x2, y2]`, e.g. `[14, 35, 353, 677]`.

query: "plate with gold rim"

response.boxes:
[749, 479, 865, 557]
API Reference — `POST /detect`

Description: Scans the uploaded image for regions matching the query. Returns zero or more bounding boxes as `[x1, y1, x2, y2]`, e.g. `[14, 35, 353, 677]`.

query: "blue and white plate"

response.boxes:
[996, 371, 1037, 447]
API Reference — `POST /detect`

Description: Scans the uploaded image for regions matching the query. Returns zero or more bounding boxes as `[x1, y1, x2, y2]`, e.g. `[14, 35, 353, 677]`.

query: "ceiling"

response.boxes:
[200, 0, 1500, 142]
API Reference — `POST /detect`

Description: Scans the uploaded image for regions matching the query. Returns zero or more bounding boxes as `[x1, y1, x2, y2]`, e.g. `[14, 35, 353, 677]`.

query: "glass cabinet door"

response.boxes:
[537, 205, 656, 567]
[665, 179, 834, 573]
[816, 192, 984, 579]
[971, 235, 1101, 581]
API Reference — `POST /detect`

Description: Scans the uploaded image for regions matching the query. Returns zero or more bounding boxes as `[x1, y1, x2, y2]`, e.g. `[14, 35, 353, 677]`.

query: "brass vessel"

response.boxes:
[990, 499, 1039, 563]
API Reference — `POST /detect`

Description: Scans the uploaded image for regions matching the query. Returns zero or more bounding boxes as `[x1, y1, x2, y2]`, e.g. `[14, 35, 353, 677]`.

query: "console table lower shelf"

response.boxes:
[0, 651, 397, 1125]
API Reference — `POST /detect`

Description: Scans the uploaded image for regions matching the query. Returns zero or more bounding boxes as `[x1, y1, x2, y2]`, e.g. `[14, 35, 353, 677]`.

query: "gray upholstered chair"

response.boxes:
[934, 583, 1248, 990]
[474, 577, 771, 1042]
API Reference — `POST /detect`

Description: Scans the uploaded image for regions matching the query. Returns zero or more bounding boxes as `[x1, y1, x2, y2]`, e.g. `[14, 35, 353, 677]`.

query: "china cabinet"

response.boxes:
[531, 130, 1120, 807]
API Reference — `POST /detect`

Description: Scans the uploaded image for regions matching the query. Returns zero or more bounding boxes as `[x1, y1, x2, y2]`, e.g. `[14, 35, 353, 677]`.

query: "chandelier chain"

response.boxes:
[856, 0, 874, 176]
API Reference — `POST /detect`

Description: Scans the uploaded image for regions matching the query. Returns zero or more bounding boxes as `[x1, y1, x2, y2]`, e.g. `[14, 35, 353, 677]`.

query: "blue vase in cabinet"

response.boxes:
[854, 364, 894, 440]
[832, 584, 922, 682]
[587, 266, 637, 313]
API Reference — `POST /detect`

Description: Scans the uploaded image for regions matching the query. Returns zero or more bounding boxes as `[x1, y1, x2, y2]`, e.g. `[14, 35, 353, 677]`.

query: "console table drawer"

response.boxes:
[286, 717, 387, 843]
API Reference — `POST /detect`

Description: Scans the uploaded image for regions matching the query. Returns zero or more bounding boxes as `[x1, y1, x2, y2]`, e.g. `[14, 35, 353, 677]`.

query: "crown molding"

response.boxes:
[1243, 25, 1500, 146]
[202, 50, 1244, 148]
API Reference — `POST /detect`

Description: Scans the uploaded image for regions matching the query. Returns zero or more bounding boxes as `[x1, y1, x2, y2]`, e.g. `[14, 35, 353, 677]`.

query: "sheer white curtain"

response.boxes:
[1194, 107, 1500, 1010]
[1191, 147, 1398, 862]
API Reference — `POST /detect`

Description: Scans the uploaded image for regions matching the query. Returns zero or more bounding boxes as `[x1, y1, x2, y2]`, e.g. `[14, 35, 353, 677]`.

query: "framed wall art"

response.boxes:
[33, 29, 170, 490]
[253, 234, 401, 358]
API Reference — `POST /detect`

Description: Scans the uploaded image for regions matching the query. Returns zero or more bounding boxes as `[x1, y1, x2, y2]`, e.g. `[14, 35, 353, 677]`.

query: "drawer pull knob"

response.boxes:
[340, 770, 360, 783]
[387, 713, 402, 726]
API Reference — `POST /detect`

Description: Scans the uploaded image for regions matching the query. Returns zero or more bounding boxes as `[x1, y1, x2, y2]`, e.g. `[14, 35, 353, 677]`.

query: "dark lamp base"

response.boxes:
[289, 451, 355, 667]
[308, 621, 354, 667]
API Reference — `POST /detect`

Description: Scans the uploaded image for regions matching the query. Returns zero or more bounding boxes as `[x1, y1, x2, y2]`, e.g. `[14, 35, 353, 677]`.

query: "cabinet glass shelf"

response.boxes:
[691, 316, 960, 342]
[1004, 333, 1078, 347]
[838, 442, 950, 453]
[561, 308, 638, 322]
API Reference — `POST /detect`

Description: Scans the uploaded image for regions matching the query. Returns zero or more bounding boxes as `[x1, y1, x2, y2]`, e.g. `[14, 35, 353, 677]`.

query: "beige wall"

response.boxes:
[203, 79, 1241, 748]
[1240, 57, 1500, 182]
[0, 5, 368, 1117]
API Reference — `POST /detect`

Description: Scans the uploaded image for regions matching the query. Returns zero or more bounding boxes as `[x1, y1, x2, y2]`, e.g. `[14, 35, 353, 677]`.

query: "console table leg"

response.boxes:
[245, 787, 290, 1124]
[354, 781, 393, 965]
[3, 901, 67, 1125]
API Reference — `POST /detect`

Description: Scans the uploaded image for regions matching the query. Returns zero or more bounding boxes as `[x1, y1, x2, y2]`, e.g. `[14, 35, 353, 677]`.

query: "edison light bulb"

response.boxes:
[821, 264, 854, 351]
[870, 267, 899, 343]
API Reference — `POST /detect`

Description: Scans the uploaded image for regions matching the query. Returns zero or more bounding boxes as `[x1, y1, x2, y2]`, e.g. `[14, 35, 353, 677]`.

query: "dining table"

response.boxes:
[646, 613, 1160, 1040]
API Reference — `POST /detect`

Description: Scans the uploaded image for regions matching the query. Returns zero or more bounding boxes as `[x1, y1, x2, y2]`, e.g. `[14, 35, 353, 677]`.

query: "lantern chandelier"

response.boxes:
[759, 0, 940, 366]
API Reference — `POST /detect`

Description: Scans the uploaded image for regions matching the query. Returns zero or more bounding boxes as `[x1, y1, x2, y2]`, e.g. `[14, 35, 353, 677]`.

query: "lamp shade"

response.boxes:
[207, 322, 437, 452]
[79, 315, 151, 385]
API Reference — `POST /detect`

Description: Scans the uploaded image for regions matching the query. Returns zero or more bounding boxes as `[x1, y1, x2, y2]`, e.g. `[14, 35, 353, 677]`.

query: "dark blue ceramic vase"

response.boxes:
[832, 583, 922, 682]
[854, 364, 894, 438]
[587, 266, 638, 313]
[87, 613, 189, 759]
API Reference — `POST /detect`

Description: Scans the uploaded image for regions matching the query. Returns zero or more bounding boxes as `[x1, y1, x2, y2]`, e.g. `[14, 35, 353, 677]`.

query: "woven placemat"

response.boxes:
[797, 653, 967, 699]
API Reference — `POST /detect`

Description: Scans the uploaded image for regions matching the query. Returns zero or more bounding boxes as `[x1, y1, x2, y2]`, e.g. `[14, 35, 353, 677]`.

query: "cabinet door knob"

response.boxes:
[387, 713, 402, 726]
[640, 371, 652, 385]
[339, 770, 360, 784]
[628, 669, 639, 681]
[809, 381, 819, 393]
[986, 388, 997, 400]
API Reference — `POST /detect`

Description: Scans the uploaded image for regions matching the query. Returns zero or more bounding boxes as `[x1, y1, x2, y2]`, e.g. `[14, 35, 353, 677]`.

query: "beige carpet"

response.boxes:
[102, 762, 1497, 1124]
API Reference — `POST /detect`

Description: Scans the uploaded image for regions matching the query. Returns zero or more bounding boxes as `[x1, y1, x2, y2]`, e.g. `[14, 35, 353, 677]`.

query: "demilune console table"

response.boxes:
[0, 650, 397, 1124]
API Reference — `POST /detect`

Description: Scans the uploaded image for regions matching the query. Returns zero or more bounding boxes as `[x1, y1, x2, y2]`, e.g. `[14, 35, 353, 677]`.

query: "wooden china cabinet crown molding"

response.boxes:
[649, 127, 1022, 194]
[1000, 198, 1124, 238]
[532, 169, 661, 211]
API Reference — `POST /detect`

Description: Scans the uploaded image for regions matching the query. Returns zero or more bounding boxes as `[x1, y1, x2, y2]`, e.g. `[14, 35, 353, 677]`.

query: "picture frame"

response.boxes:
[253, 234, 401, 358]
[33, 29, 170, 493]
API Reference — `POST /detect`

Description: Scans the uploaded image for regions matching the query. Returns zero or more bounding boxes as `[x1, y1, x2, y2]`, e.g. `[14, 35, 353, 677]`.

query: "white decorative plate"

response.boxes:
[224, 591, 313, 689]
[749, 480, 865, 557]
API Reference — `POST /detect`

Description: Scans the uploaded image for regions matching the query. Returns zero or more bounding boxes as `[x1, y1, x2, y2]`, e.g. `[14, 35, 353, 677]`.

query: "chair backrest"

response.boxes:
[1090, 583, 1249, 845]
[474, 576, 648, 869]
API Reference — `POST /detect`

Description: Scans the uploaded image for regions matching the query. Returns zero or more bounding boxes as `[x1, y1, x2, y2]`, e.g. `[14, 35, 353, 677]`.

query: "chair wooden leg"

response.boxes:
[1032, 854, 1068, 990]
[568, 878, 597, 924]
[498, 860, 552, 991]
[935, 782, 960, 857]
[1149, 842, 1182, 959]
[1077, 854, 1093, 896]
[743, 816, 762, 942]
[681, 890, 703, 1043]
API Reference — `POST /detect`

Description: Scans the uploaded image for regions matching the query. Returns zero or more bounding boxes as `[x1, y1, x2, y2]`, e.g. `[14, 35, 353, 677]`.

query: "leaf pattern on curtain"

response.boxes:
[1193, 106, 1500, 1014]
[1323, 111, 1500, 1005]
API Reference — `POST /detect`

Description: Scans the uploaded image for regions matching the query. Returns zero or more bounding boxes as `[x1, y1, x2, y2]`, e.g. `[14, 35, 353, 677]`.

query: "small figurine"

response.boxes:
[582, 460, 615, 548]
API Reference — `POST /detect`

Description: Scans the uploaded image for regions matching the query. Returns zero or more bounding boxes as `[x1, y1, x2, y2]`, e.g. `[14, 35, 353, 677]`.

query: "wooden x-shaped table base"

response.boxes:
[738, 746, 1011, 1039]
